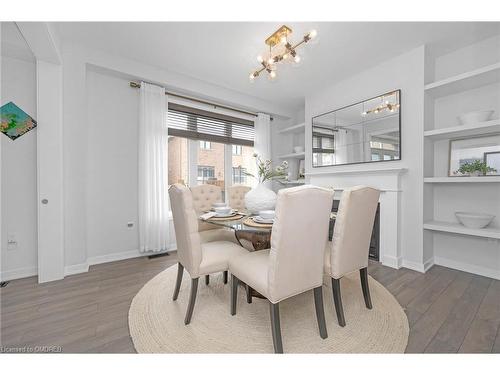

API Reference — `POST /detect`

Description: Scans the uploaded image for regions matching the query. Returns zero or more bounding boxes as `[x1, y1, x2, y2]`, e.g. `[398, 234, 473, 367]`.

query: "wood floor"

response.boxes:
[1, 254, 499, 353]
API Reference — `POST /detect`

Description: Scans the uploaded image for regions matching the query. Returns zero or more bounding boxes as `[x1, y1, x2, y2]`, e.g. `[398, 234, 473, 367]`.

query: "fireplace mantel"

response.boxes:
[308, 166, 407, 269]
[307, 166, 407, 177]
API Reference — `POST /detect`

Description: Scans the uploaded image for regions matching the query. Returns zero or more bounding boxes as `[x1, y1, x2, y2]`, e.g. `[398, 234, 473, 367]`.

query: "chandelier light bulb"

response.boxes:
[267, 57, 274, 65]
[249, 73, 255, 81]
[257, 55, 264, 63]
[309, 29, 317, 39]
[283, 53, 289, 60]
[294, 54, 301, 63]
[280, 35, 287, 44]
[269, 71, 277, 79]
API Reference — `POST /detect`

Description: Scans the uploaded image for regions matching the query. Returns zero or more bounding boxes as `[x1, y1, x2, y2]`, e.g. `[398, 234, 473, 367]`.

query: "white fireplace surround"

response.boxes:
[307, 166, 408, 269]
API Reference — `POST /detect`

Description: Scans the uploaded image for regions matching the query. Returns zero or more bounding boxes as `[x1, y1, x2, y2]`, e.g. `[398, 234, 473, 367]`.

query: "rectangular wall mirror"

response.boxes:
[312, 90, 401, 167]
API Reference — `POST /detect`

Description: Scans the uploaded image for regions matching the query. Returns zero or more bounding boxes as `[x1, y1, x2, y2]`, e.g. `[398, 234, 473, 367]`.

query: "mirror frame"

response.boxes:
[311, 89, 402, 168]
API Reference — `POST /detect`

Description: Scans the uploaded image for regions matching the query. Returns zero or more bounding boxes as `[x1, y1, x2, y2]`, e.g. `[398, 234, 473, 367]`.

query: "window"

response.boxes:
[197, 165, 215, 182]
[313, 126, 335, 167]
[167, 104, 257, 199]
[231, 144, 257, 187]
[232, 145, 242, 155]
[168, 136, 189, 185]
[200, 140, 211, 150]
[197, 141, 225, 197]
[232, 167, 247, 184]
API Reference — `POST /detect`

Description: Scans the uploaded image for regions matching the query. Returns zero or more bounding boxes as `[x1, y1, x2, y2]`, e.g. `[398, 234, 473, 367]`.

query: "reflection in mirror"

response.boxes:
[312, 90, 401, 167]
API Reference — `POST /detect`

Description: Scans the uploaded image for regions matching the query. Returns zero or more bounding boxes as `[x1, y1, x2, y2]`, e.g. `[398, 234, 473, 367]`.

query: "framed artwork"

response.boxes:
[1, 101, 37, 140]
[484, 151, 500, 174]
[449, 134, 500, 176]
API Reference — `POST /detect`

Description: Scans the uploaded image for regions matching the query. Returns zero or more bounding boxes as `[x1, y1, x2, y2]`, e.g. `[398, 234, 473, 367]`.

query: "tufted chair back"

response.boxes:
[327, 186, 380, 279]
[190, 184, 223, 213]
[267, 185, 334, 303]
[169, 184, 202, 277]
[228, 185, 251, 211]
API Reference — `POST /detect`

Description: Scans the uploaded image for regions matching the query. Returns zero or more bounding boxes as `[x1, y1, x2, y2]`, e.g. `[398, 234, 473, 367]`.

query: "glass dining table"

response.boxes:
[202, 213, 273, 251]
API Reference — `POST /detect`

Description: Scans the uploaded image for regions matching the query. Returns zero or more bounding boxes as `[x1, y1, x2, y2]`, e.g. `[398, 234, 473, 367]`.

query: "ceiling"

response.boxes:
[1, 22, 34, 63]
[52, 22, 500, 111]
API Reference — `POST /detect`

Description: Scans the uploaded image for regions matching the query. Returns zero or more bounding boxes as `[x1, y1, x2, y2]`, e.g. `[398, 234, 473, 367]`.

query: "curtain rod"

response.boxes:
[129, 81, 273, 121]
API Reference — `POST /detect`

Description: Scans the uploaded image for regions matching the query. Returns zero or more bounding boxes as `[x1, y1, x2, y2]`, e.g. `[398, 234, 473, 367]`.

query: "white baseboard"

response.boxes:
[401, 257, 434, 273]
[87, 249, 144, 266]
[64, 262, 89, 276]
[0, 266, 38, 282]
[434, 256, 500, 280]
[381, 255, 402, 269]
[423, 257, 435, 272]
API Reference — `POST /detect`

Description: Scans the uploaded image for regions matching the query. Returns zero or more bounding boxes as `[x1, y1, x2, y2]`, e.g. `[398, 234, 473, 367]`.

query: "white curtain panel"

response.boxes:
[138, 82, 170, 252]
[254, 112, 272, 160]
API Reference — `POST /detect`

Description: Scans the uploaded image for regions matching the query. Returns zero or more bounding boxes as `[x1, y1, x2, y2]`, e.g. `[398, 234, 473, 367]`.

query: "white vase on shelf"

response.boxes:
[244, 183, 277, 214]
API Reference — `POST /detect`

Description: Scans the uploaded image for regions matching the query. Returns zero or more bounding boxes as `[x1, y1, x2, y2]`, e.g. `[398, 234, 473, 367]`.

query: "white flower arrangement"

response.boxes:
[241, 153, 289, 183]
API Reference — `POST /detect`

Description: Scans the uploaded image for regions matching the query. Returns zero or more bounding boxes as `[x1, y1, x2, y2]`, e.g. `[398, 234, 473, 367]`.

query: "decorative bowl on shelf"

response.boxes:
[458, 110, 494, 125]
[293, 146, 304, 153]
[455, 212, 495, 229]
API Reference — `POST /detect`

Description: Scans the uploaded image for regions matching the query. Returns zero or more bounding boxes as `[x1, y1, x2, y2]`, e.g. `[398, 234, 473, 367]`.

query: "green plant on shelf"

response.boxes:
[456, 160, 497, 176]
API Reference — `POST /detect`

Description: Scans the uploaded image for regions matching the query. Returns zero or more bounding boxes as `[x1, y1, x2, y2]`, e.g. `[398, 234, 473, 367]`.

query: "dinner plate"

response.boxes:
[252, 216, 274, 224]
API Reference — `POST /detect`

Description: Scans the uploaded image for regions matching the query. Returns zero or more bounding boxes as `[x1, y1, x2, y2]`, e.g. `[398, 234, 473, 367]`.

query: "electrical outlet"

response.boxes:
[7, 233, 17, 250]
[127, 222, 134, 229]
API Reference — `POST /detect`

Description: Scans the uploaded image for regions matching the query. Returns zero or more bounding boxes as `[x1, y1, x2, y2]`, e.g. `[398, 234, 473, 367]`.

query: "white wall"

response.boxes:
[85, 69, 141, 260]
[305, 46, 426, 269]
[0, 55, 38, 280]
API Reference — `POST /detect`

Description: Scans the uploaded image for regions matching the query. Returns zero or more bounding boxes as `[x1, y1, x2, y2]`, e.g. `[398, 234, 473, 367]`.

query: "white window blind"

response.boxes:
[168, 103, 254, 146]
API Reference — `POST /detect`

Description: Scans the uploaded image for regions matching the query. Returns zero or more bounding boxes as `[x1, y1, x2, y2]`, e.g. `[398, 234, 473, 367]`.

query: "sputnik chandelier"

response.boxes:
[249, 25, 317, 81]
[362, 91, 400, 116]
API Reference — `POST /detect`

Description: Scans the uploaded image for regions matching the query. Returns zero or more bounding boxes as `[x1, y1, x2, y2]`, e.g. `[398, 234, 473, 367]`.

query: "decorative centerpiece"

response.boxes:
[243, 154, 288, 213]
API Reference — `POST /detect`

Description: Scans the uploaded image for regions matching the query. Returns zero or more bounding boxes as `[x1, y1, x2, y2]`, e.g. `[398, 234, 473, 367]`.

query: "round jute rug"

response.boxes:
[129, 266, 409, 353]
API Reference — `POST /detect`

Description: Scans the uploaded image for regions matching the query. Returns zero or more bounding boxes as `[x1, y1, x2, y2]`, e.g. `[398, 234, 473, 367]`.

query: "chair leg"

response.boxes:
[313, 286, 328, 339]
[331, 278, 346, 327]
[230, 275, 238, 315]
[184, 278, 199, 325]
[223, 271, 228, 284]
[269, 302, 283, 354]
[172, 263, 184, 301]
[360, 267, 372, 309]
[205, 275, 210, 285]
[245, 284, 253, 304]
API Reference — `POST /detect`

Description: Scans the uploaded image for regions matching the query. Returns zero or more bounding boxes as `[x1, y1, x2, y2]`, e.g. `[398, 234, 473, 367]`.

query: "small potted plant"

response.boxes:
[242, 153, 288, 213]
[455, 160, 497, 176]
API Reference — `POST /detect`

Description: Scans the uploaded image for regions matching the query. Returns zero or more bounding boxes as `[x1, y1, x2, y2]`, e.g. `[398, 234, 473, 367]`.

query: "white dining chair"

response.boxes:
[169, 184, 248, 325]
[228, 185, 251, 212]
[190, 184, 238, 285]
[228, 185, 334, 353]
[324, 186, 380, 327]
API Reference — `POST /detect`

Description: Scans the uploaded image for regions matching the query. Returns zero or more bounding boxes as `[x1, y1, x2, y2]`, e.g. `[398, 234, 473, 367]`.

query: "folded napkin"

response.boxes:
[199, 211, 217, 221]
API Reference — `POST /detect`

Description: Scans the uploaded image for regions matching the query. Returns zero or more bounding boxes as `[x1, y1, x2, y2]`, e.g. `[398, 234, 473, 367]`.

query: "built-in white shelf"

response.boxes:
[424, 220, 500, 240]
[424, 176, 500, 183]
[278, 152, 305, 159]
[424, 62, 500, 98]
[278, 123, 305, 134]
[424, 119, 500, 140]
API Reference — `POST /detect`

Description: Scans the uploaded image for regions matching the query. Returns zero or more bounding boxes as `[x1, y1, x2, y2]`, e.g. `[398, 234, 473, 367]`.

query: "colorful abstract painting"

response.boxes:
[1, 101, 37, 140]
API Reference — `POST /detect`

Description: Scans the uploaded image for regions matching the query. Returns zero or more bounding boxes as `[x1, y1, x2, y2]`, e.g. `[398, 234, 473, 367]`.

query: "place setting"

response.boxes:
[243, 210, 275, 228]
[199, 202, 245, 221]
